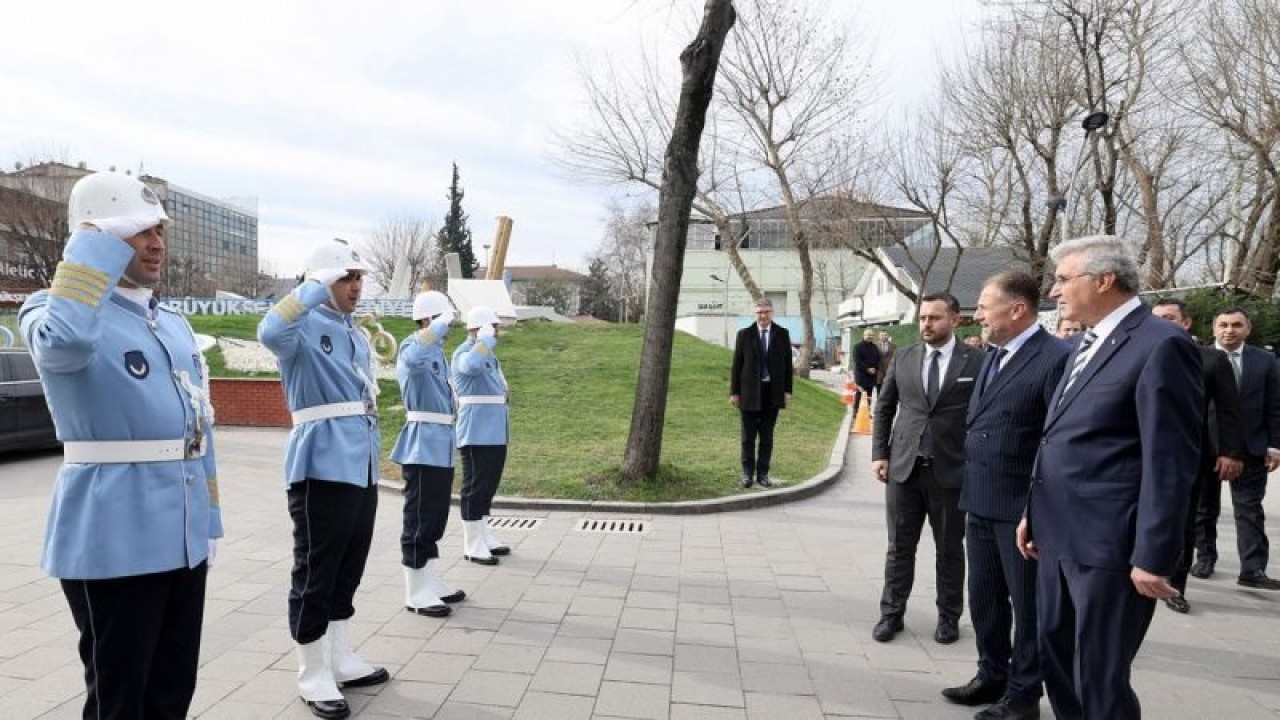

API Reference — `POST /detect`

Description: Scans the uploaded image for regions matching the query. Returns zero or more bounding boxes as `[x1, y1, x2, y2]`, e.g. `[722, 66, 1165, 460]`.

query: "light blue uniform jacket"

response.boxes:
[389, 326, 456, 468]
[19, 229, 222, 580]
[258, 281, 380, 487]
[451, 335, 509, 447]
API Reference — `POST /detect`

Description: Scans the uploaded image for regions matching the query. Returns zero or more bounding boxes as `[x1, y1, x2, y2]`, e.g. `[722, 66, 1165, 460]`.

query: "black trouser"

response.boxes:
[853, 382, 875, 416]
[1196, 457, 1269, 575]
[401, 464, 454, 567]
[967, 514, 1041, 703]
[880, 458, 966, 621]
[1172, 460, 1213, 593]
[287, 478, 378, 644]
[740, 392, 780, 480]
[62, 564, 208, 720]
[460, 444, 507, 521]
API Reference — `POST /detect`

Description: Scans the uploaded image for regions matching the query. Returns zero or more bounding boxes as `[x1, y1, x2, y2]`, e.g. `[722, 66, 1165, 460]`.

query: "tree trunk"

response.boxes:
[713, 216, 763, 301]
[620, 0, 736, 481]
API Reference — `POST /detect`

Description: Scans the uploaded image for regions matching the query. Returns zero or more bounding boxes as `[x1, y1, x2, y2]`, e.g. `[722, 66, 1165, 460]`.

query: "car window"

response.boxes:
[8, 352, 39, 381]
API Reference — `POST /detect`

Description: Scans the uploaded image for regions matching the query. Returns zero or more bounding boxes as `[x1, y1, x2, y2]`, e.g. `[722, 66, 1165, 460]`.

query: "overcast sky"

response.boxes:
[0, 0, 980, 276]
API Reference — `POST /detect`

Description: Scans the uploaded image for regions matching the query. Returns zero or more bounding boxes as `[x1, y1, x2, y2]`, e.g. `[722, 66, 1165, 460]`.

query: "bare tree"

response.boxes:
[621, 0, 736, 481]
[361, 215, 441, 294]
[1179, 0, 1280, 295]
[597, 199, 654, 322]
[0, 162, 78, 287]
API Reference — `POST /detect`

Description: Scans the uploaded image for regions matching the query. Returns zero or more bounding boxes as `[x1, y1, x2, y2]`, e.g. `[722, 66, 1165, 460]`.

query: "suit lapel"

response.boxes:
[937, 344, 975, 405]
[1046, 305, 1145, 427]
[970, 330, 1046, 419]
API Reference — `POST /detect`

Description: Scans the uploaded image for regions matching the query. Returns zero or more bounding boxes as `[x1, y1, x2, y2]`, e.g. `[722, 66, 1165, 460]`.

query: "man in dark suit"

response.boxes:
[1192, 307, 1280, 590]
[942, 271, 1070, 720]
[1017, 235, 1203, 720]
[1150, 299, 1245, 612]
[730, 297, 794, 489]
[871, 292, 984, 644]
[853, 329, 882, 415]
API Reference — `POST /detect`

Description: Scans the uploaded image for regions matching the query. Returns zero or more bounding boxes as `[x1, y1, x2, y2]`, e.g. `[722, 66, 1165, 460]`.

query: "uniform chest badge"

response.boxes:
[432, 360, 441, 375]
[320, 335, 333, 354]
[124, 351, 150, 379]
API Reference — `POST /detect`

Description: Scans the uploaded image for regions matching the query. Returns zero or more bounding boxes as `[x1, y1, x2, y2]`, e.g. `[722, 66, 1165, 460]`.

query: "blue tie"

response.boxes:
[980, 348, 1007, 396]
[759, 328, 770, 382]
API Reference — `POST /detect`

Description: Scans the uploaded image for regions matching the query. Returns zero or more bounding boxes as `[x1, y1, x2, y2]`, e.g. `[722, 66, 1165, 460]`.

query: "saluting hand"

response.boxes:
[309, 268, 347, 287]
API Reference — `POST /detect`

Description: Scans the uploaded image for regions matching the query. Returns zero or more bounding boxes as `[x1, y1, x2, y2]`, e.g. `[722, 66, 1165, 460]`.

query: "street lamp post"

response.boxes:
[710, 273, 729, 347]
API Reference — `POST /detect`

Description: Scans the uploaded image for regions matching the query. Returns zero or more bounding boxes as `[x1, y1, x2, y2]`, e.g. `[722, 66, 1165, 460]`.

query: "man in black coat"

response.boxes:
[730, 297, 794, 489]
[871, 292, 985, 645]
[853, 329, 882, 415]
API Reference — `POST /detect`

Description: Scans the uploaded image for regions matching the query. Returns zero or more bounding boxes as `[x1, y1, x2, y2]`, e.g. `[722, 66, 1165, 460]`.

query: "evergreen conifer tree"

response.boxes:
[437, 163, 478, 278]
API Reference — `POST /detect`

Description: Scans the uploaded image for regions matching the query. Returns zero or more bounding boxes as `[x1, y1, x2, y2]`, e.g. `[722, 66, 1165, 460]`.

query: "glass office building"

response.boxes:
[151, 180, 259, 297]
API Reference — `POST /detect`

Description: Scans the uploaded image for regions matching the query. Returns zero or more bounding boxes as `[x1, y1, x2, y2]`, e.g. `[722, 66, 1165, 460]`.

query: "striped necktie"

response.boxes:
[1060, 329, 1098, 399]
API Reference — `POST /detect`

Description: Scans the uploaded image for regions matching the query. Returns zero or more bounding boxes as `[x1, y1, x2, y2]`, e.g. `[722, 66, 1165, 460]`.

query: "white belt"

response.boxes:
[291, 401, 371, 426]
[406, 411, 454, 425]
[458, 395, 506, 406]
[64, 439, 205, 464]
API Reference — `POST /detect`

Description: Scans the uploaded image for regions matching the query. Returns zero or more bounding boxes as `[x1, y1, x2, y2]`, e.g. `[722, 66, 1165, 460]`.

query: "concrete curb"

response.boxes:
[381, 408, 854, 515]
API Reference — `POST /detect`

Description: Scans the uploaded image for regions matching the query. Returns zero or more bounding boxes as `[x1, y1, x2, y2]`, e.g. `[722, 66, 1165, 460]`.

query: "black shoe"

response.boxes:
[741, 474, 755, 488]
[1164, 595, 1190, 614]
[935, 617, 959, 644]
[465, 554, 499, 566]
[489, 545, 511, 556]
[975, 697, 1041, 720]
[1238, 572, 1280, 590]
[941, 675, 1006, 706]
[1190, 558, 1214, 579]
[756, 475, 773, 488]
[406, 603, 451, 618]
[303, 698, 350, 719]
[872, 615, 903, 642]
[439, 589, 467, 603]
[338, 666, 389, 688]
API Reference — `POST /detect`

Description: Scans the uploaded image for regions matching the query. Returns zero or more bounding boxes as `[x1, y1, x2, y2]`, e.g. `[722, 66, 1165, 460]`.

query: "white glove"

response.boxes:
[477, 324, 497, 348]
[88, 216, 159, 241]
[428, 311, 454, 337]
[207, 538, 218, 568]
[309, 268, 346, 287]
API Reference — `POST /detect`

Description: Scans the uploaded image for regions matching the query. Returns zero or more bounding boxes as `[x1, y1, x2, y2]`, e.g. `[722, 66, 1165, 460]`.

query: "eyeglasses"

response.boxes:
[1051, 273, 1093, 286]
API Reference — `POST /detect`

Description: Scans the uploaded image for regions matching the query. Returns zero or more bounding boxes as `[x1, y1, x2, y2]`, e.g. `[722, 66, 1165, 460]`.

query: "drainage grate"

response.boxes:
[487, 516, 543, 530]
[574, 518, 648, 534]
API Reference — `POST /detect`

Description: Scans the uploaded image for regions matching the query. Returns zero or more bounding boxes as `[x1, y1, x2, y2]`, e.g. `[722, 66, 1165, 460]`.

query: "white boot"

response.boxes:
[481, 516, 511, 556]
[424, 558, 466, 603]
[296, 636, 347, 718]
[328, 620, 389, 688]
[403, 565, 450, 617]
[463, 520, 496, 565]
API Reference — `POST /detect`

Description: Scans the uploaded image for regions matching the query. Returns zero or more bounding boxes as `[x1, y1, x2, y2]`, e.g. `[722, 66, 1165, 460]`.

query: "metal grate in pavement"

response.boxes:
[486, 516, 543, 530]
[574, 517, 648, 534]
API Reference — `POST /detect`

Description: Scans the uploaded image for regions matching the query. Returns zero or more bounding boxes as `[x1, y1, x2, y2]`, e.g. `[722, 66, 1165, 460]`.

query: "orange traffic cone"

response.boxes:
[851, 397, 872, 435]
[841, 379, 855, 406]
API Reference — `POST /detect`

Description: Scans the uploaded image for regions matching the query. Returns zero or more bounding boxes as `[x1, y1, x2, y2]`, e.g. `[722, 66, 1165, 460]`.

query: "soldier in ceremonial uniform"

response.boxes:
[391, 290, 467, 616]
[19, 171, 222, 719]
[452, 305, 512, 565]
[258, 238, 388, 719]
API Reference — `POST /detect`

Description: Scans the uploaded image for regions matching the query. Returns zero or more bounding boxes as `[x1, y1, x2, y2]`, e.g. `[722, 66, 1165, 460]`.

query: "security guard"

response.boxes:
[453, 305, 512, 564]
[258, 239, 387, 719]
[391, 290, 467, 616]
[19, 171, 222, 719]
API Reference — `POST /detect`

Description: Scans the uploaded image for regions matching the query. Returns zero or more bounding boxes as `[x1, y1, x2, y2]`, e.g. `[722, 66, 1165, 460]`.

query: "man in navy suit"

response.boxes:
[872, 292, 985, 645]
[1150, 299, 1244, 613]
[1192, 307, 1280, 589]
[943, 271, 1069, 720]
[1016, 235, 1203, 720]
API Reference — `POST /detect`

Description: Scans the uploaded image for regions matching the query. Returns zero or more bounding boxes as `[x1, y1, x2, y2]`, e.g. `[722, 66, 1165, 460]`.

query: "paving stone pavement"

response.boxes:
[1, 427, 1278, 719]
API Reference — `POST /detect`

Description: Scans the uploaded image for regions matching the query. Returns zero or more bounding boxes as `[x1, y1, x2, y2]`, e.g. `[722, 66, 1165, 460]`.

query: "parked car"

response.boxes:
[0, 347, 59, 452]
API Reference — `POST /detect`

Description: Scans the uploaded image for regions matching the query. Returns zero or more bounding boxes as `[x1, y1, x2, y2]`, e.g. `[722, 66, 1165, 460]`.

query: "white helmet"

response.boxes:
[466, 305, 500, 329]
[304, 238, 371, 280]
[68, 172, 171, 229]
[412, 291, 454, 321]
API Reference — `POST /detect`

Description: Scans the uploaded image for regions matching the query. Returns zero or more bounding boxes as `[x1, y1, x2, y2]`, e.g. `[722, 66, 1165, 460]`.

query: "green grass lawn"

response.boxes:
[189, 314, 847, 502]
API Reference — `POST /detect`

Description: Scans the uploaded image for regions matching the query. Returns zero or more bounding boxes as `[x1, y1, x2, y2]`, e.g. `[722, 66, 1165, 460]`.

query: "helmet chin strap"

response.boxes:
[121, 272, 159, 289]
